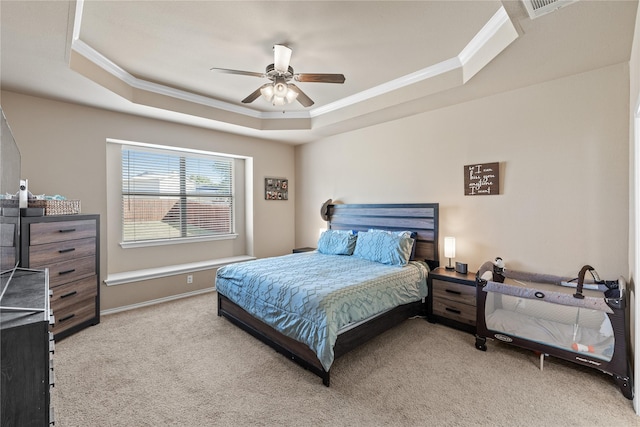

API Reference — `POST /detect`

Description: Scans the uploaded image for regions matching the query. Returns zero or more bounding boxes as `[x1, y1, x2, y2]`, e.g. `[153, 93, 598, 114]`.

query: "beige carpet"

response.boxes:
[51, 292, 638, 426]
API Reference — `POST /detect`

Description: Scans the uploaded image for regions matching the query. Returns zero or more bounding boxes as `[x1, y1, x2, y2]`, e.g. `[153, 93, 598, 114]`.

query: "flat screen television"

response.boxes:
[1, 106, 21, 270]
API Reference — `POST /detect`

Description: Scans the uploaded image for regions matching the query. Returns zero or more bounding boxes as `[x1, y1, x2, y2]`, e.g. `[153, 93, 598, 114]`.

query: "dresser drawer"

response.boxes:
[432, 298, 476, 326]
[1, 222, 16, 246]
[50, 297, 96, 336]
[28, 220, 96, 245]
[44, 256, 96, 288]
[50, 276, 97, 312]
[431, 279, 476, 306]
[28, 237, 96, 266]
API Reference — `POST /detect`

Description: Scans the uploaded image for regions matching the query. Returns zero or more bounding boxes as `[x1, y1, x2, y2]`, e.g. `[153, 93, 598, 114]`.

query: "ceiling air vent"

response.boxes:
[523, 0, 577, 19]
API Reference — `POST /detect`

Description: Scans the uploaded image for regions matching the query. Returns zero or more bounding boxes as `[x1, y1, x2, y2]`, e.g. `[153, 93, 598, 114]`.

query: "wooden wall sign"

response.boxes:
[464, 162, 499, 196]
[265, 177, 288, 200]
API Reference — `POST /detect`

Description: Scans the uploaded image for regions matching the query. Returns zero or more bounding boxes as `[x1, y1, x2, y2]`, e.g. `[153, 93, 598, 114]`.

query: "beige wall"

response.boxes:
[0, 91, 295, 310]
[0, 61, 632, 326]
[629, 4, 640, 414]
[296, 63, 629, 279]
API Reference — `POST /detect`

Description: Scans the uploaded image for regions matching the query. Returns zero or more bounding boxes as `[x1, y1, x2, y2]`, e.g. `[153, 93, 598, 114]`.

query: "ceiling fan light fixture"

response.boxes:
[260, 81, 298, 106]
[285, 87, 299, 103]
[274, 81, 288, 98]
[260, 84, 274, 98]
[271, 95, 287, 106]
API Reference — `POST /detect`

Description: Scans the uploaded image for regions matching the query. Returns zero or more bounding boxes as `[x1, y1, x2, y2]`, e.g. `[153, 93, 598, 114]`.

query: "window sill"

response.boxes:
[104, 255, 255, 286]
[120, 233, 238, 249]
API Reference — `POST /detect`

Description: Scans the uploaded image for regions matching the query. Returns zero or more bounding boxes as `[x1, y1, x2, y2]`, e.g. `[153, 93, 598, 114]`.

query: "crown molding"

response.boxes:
[70, 1, 517, 130]
[459, 5, 510, 67]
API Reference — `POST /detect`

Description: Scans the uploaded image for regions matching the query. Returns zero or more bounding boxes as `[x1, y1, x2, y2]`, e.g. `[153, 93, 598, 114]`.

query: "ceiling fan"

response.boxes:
[211, 45, 345, 108]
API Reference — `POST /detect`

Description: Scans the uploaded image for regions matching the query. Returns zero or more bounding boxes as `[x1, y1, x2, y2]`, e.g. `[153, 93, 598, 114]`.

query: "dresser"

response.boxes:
[1, 267, 55, 426]
[427, 266, 477, 333]
[20, 214, 100, 340]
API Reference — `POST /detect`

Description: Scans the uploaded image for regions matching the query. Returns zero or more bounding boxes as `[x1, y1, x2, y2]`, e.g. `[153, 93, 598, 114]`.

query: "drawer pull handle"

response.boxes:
[445, 289, 462, 295]
[59, 269, 76, 275]
[59, 314, 75, 323]
[58, 248, 76, 254]
[58, 228, 77, 233]
[60, 291, 78, 299]
[445, 307, 461, 315]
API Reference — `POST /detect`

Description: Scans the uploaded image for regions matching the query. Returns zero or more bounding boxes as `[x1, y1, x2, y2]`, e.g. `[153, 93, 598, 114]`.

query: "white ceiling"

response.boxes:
[1, 0, 637, 144]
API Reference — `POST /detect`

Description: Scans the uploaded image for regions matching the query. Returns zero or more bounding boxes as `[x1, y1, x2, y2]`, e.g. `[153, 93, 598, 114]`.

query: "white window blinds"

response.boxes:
[121, 145, 233, 243]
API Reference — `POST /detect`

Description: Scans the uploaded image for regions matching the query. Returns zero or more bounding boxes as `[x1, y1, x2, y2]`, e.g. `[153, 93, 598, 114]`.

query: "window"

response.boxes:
[121, 144, 234, 244]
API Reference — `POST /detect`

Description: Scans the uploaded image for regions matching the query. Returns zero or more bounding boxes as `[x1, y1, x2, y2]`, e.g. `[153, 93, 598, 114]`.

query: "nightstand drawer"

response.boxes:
[432, 298, 475, 326]
[427, 267, 477, 333]
[431, 279, 476, 306]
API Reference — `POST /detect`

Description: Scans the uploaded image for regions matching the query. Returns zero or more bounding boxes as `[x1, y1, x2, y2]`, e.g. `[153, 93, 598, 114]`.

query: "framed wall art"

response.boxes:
[464, 162, 499, 196]
[265, 177, 288, 200]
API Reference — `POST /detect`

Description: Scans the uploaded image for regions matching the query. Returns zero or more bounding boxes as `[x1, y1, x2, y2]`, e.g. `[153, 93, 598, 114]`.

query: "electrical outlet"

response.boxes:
[187, 274, 193, 284]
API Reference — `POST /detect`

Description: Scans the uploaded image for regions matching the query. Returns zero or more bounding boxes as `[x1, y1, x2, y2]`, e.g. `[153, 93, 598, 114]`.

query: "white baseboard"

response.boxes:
[101, 287, 216, 316]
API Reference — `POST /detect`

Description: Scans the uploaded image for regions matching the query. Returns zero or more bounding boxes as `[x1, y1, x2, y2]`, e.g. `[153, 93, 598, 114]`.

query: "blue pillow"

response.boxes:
[317, 230, 357, 255]
[367, 229, 417, 260]
[353, 230, 415, 266]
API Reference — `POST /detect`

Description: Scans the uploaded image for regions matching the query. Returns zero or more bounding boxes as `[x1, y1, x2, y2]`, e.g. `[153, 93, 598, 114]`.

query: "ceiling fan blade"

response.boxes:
[287, 84, 314, 107]
[295, 73, 346, 84]
[210, 67, 265, 78]
[241, 84, 269, 104]
[273, 45, 292, 73]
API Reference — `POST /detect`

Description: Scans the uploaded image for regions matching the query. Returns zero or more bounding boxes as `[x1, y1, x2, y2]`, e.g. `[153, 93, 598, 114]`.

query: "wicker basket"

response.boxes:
[0, 199, 19, 208]
[28, 199, 81, 215]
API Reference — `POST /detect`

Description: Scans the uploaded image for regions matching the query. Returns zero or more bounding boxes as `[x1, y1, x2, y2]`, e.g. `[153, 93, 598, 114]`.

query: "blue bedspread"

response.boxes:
[215, 252, 429, 371]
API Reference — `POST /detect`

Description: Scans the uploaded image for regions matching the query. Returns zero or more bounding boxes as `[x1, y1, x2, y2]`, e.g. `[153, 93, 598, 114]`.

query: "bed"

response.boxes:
[216, 203, 439, 386]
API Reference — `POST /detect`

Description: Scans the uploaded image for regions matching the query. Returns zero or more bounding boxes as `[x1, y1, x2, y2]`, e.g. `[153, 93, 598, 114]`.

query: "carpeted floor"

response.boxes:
[51, 292, 638, 426]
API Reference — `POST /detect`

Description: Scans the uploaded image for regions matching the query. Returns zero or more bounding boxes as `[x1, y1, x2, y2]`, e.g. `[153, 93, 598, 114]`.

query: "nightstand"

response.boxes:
[427, 266, 477, 333]
[292, 247, 316, 253]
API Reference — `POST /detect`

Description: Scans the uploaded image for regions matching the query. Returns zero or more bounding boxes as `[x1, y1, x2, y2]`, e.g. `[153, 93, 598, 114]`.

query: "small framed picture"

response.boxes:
[265, 177, 288, 200]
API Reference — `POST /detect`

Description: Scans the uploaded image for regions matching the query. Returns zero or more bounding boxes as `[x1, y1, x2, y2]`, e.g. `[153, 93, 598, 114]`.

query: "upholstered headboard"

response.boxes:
[326, 203, 439, 270]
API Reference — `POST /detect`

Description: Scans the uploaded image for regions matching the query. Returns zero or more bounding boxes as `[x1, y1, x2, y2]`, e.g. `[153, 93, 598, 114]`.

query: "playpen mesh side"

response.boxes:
[483, 291, 614, 361]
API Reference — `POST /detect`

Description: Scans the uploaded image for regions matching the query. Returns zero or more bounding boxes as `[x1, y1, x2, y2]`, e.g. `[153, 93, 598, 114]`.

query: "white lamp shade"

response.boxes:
[273, 81, 288, 98]
[285, 88, 299, 103]
[271, 95, 287, 106]
[260, 85, 274, 100]
[444, 237, 456, 258]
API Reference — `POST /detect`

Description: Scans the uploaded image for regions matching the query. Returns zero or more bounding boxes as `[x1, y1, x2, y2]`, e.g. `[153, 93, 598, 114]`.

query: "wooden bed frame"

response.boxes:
[217, 203, 439, 386]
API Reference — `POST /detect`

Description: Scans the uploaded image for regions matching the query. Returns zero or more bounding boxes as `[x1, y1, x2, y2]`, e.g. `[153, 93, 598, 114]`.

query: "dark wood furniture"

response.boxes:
[0, 211, 19, 270]
[20, 214, 100, 340]
[292, 247, 316, 253]
[1, 267, 55, 426]
[427, 266, 477, 333]
[218, 203, 439, 386]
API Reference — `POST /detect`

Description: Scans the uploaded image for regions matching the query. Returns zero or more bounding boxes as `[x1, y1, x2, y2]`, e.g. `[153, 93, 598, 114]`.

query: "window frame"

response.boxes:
[112, 139, 240, 249]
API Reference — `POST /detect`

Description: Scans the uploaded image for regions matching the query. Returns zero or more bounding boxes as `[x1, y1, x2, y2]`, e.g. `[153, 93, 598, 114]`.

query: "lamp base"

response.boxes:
[445, 258, 455, 270]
